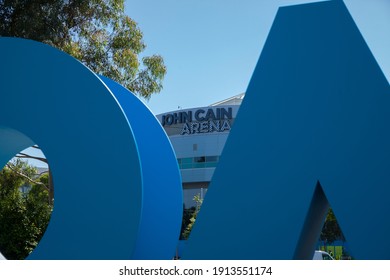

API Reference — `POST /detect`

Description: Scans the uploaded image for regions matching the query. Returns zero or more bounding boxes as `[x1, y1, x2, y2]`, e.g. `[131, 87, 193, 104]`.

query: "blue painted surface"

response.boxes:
[0, 38, 182, 259]
[100, 76, 183, 259]
[1, 0, 390, 260]
[184, 0, 390, 259]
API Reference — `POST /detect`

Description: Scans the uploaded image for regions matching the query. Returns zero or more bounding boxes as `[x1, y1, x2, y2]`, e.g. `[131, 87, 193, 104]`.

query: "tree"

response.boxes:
[14, 145, 53, 205]
[320, 208, 345, 244]
[181, 194, 203, 240]
[0, 159, 52, 260]
[0, 0, 167, 205]
[0, 0, 167, 99]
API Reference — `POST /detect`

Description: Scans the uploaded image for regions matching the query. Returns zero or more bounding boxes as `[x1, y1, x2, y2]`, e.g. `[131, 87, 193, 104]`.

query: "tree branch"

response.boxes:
[16, 153, 48, 164]
[6, 163, 49, 192]
[38, 170, 49, 176]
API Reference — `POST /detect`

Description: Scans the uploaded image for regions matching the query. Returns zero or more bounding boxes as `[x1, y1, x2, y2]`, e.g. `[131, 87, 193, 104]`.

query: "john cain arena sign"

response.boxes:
[161, 107, 233, 135]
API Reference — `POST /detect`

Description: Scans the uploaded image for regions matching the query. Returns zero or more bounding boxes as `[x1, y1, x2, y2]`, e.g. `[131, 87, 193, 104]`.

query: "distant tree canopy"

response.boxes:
[320, 208, 345, 244]
[181, 194, 203, 240]
[0, 0, 166, 99]
[0, 160, 52, 260]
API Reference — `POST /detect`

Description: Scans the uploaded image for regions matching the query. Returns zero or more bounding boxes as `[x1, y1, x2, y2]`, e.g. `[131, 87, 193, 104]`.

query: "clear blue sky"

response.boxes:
[22, 0, 390, 168]
[125, 0, 390, 115]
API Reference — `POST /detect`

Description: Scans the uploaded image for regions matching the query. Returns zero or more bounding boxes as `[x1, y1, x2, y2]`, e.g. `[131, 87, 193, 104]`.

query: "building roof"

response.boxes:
[209, 93, 245, 106]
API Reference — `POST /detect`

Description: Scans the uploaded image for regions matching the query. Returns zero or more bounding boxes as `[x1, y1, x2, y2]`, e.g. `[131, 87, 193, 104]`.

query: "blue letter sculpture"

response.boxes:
[0, 38, 182, 259]
[1, 0, 389, 260]
[184, 0, 390, 259]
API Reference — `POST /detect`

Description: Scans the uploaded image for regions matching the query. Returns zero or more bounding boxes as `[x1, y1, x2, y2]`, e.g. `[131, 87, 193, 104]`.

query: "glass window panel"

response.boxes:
[193, 162, 205, 168]
[194, 156, 205, 163]
[181, 163, 193, 169]
[205, 162, 218, 168]
[205, 156, 218, 162]
[181, 157, 193, 164]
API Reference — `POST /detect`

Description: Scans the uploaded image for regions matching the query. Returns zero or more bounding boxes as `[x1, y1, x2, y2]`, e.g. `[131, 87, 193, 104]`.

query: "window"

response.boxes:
[205, 156, 218, 162]
[177, 156, 219, 169]
[194, 156, 205, 163]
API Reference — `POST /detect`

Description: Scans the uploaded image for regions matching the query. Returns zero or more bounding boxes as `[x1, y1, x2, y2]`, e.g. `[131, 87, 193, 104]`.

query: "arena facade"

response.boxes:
[156, 93, 244, 208]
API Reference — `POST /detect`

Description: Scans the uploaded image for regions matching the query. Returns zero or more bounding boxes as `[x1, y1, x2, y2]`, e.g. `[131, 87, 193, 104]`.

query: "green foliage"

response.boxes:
[181, 194, 203, 240]
[320, 208, 345, 244]
[180, 194, 346, 247]
[0, 0, 166, 99]
[0, 160, 52, 260]
[180, 206, 195, 240]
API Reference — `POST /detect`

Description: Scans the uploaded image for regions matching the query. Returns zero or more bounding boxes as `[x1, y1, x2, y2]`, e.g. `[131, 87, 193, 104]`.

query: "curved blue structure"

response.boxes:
[0, 38, 182, 259]
[2, 0, 389, 260]
[100, 76, 183, 259]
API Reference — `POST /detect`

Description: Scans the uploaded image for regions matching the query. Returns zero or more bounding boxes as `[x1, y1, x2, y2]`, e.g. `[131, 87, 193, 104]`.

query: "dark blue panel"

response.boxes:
[184, 0, 390, 259]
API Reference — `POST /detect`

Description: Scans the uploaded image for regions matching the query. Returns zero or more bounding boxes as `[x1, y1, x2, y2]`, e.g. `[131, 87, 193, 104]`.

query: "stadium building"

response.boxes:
[156, 93, 244, 209]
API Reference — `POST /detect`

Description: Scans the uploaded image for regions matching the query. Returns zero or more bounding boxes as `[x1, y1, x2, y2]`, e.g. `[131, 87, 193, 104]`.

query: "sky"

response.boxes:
[20, 0, 390, 168]
[125, 0, 390, 115]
